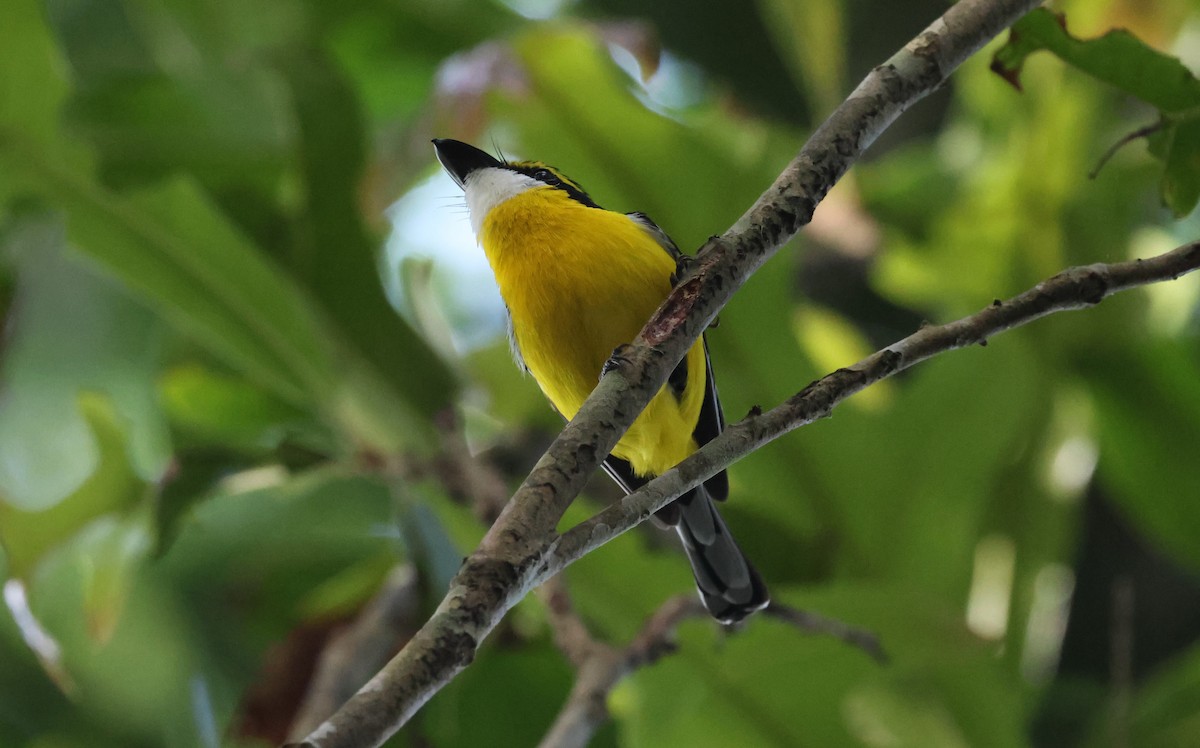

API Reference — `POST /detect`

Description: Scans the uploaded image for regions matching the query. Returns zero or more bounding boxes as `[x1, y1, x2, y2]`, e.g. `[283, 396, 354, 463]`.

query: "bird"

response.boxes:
[433, 138, 768, 623]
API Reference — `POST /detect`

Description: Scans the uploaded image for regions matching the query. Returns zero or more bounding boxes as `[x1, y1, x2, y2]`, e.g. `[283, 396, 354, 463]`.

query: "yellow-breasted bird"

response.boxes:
[433, 138, 769, 622]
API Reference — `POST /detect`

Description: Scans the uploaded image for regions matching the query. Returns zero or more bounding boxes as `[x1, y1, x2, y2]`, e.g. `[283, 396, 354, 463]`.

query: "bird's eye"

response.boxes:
[533, 168, 554, 182]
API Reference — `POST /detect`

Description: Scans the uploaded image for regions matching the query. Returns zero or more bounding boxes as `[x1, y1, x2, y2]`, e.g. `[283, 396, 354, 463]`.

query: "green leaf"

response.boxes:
[0, 574, 79, 745]
[27, 519, 240, 747]
[565, 521, 698, 642]
[159, 364, 306, 451]
[755, 0, 845, 115]
[423, 644, 572, 748]
[154, 364, 322, 553]
[795, 336, 1043, 593]
[1090, 342, 1200, 572]
[0, 145, 337, 405]
[992, 9, 1200, 114]
[464, 340, 559, 430]
[67, 70, 294, 193]
[277, 48, 456, 415]
[0, 215, 169, 511]
[0, 0, 75, 162]
[992, 8, 1200, 216]
[3, 3, 442, 450]
[1149, 115, 1200, 218]
[1082, 642, 1200, 748]
[0, 394, 149, 581]
[619, 583, 1028, 747]
[77, 511, 154, 644]
[42, 0, 292, 192]
[12, 467, 397, 747]
[163, 467, 397, 624]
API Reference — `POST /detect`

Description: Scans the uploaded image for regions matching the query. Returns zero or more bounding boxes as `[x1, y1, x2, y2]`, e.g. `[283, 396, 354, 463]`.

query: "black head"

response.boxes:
[432, 138, 503, 189]
[432, 138, 599, 208]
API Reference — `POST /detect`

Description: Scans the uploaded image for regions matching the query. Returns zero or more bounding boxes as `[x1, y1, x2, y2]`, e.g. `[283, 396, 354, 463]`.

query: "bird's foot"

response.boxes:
[670, 254, 695, 285]
[601, 344, 635, 379]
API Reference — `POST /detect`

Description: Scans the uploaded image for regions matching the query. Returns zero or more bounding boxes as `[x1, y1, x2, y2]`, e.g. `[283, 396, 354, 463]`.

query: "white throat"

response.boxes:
[464, 168, 540, 237]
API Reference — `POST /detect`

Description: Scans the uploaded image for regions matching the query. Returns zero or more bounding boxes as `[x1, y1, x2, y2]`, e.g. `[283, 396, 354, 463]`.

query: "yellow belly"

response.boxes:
[480, 189, 706, 478]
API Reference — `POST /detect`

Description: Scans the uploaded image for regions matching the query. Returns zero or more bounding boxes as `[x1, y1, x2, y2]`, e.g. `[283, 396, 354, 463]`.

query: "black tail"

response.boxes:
[674, 487, 769, 623]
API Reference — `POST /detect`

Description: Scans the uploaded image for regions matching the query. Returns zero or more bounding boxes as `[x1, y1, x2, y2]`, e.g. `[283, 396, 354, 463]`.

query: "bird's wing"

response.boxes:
[601, 454, 643, 494]
[626, 211, 683, 261]
[626, 212, 729, 502]
[503, 304, 529, 373]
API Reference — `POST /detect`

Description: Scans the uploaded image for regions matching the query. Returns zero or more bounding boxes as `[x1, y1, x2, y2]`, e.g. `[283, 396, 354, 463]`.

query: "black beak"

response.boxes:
[433, 139, 503, 189]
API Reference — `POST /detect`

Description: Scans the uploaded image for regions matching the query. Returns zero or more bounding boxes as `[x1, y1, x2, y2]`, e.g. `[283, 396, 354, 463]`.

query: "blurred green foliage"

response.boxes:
[994, 7, 1200, 216]
[1, 0, 1199, 746]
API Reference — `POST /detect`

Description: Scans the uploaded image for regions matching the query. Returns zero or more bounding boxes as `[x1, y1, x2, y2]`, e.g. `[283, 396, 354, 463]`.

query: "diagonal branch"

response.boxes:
[551, 241, 1200, 567]
[293, 1, 1046, 745]
[537, 588, 706, 748]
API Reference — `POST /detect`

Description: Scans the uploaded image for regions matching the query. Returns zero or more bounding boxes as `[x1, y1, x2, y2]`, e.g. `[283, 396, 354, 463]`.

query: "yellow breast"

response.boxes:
[479, 187, 706, 477]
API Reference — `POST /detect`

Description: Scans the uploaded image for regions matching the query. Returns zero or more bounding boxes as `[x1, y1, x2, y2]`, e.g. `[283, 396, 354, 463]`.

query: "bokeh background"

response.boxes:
[2, 0, 1199, 746]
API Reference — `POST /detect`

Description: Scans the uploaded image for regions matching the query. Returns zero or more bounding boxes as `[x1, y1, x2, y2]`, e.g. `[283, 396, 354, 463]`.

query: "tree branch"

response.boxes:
[764, 602, 887, 665]
[536, 581, 706, 748]
[539, 239, 1200, 742]
[552, 241, 1200, 566]
[539, 576, 605, 669]
[428, 410, 511, 524]
[292, 2, 1048, 745]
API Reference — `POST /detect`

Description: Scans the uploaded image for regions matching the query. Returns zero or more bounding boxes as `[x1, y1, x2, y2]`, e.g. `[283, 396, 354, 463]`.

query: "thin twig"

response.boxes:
[537, 592, 706, 748]
[764, 602, 887, 664]
[538, 575, 602, 669]
[429, 410, 511, 524]
[1088, 121, 1163, 180]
